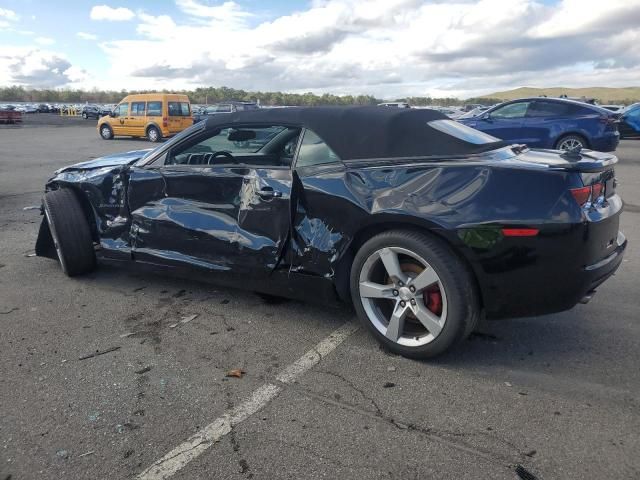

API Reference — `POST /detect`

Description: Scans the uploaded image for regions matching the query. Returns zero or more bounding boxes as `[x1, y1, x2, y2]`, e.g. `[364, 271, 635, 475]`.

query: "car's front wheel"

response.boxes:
[43, 189, 96, 277]
[350, 230, 479, 358]
[82, 112, 88, 119]
[100, 124, 113, 140]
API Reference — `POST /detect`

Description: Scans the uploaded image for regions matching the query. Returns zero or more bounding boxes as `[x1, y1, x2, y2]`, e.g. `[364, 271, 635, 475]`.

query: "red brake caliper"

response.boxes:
[425, 289, 443, 315]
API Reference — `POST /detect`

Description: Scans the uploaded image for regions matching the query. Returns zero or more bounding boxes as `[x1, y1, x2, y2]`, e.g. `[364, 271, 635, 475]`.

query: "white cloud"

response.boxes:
[77, 31, 98, 40]
[35, 37, 55, 46]
[175, 0, 251, 25]
[0, 47, 79, 87]
[0, 7, 19, 29]
[6, 0, 640, 98]
[90, 5, 135, 21]
[0, 7, 18, 21]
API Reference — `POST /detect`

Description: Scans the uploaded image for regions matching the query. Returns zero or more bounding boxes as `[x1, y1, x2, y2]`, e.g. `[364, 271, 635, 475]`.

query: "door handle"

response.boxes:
[259, 188, 282, 198]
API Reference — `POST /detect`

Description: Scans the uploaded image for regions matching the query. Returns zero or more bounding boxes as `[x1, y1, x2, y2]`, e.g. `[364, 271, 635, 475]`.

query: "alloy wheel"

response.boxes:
[558, 137, 583, 150]
[148, 128, 159, 142]
[358, 246, 447, 347]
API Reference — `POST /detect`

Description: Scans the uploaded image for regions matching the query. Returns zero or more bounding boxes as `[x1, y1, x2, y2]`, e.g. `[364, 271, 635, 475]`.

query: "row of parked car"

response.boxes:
[3, 95, 640, 149]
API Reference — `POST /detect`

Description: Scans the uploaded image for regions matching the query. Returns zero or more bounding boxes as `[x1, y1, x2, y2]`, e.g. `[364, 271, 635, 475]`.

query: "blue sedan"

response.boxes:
[619, 103, 640, 139]
[459, 97, 619, 152]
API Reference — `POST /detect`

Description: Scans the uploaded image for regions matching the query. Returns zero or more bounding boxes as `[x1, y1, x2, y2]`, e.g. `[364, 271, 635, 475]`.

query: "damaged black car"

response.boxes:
[36, 107, 627, 358]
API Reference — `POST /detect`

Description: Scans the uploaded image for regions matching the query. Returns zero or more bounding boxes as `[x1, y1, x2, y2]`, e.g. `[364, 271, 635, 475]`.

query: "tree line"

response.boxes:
[0, 85, 502, 106]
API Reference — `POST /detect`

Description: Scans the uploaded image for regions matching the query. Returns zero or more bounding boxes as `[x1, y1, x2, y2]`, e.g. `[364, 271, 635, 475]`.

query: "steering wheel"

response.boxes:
[209, 150, 235, 163]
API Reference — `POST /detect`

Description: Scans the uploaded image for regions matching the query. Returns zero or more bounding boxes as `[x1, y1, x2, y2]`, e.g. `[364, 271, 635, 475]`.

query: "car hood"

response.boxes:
[55, 149, 153, 173]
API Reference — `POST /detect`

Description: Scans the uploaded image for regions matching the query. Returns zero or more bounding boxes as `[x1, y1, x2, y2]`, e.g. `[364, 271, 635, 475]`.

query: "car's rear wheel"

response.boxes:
[556, 134, 587, 151]
[43, 189, 96, 277]
[100, 124, 113, 140]
[350, 230, 479, 358]
[147, 126, 161, 143]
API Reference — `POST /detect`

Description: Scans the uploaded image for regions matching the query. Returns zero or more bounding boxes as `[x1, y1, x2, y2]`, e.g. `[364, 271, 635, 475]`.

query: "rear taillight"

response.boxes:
[163, 116, 168, 127]
[591, 182, 604, 199]
[570, 182, 605, 208]
[502, 228, 539, 237]
[599, 116, 619, 130]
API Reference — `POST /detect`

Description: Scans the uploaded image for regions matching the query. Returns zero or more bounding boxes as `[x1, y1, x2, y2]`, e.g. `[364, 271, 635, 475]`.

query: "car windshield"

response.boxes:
[427, 119, 500, 145]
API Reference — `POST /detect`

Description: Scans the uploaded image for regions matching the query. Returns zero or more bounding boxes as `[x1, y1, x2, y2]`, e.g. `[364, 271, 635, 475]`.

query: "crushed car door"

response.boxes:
[125, 124, 296, 277]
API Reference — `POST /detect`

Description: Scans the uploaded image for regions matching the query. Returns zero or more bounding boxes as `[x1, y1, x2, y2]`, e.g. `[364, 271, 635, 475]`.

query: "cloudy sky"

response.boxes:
[0, 0, 639, 99]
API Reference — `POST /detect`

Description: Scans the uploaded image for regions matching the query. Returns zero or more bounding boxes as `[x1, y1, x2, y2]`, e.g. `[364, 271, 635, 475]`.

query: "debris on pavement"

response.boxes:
[78, 346, 121, 361]
[180, 314, 198, 324]
[135, 366, 152, 375]
[78, 451, 95, 458]
[514, 464, 539, 480]
[119, 332, 136, 338]
[383, 382, 395, 388]
[55, 449, 69, 459]
[504, 382, 513, 387]
[226, 368, 246, 378]
[169, 314, 199, 329]
[387, 366, 396, 372]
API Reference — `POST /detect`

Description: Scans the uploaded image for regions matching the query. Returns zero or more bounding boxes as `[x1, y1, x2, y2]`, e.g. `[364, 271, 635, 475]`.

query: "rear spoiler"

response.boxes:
[559, 148, 618, 173]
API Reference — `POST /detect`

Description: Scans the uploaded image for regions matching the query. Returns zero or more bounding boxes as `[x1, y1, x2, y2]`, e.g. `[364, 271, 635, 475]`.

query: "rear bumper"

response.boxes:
[581, 230, 626, 293]
[478, 229, 627, 320]
[591, 132, 620, 152]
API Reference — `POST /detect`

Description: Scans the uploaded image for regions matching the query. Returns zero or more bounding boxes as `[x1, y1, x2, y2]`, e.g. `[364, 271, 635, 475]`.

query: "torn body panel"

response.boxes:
[35, 150, 150, 260]
[126, 164, 293, 277]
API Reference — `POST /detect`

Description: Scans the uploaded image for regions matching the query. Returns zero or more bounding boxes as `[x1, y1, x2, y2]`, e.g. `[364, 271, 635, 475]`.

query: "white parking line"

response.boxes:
[137, 321, 359, 480]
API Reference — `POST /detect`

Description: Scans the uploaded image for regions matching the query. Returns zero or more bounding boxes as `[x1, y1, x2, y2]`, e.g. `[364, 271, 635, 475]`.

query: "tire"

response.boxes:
[350, 230, 479, 359]
[82, 112, 88, 119]
[555, 134, 587, 151]
[100, 124, 113, 140]
[42, 189, 96, 277]
[147, 126, 161, 143]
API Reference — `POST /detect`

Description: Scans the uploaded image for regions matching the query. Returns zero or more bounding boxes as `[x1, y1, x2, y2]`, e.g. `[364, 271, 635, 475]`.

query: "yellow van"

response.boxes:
[97, 93, 192, 142]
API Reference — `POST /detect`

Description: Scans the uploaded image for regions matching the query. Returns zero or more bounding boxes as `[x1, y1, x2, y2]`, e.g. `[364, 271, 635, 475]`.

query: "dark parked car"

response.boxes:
[81, 105, 103, 119]
[193, 101, 259, 123]
[618, 103, 640, 138]
[35, 107, 626, 358]
[459, 97, 620, 152]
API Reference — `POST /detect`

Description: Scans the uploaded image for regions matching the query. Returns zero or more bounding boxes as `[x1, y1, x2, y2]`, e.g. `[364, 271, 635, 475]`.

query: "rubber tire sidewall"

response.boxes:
[100, 124, 113, 140]
[555, 134, 587, 150]
[147, 126, 161, 143]
[43, 189, 96, 277]
[350, 230, 479, 359]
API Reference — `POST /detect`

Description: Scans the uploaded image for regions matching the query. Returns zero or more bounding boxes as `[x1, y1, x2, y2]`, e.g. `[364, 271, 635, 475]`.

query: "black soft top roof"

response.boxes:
[203, 106, 505, 161]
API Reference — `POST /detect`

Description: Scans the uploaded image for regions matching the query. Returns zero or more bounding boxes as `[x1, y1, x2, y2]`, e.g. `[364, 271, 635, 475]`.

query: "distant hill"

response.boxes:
[477, 87, 640, 104]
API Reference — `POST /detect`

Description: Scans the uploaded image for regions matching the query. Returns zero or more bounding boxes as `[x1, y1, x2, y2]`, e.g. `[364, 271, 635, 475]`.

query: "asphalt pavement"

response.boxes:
[1, 118, 639, 480]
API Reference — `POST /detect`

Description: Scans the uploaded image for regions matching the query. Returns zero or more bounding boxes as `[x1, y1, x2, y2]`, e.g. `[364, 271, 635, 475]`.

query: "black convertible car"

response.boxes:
[36, 107, 626, 358]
